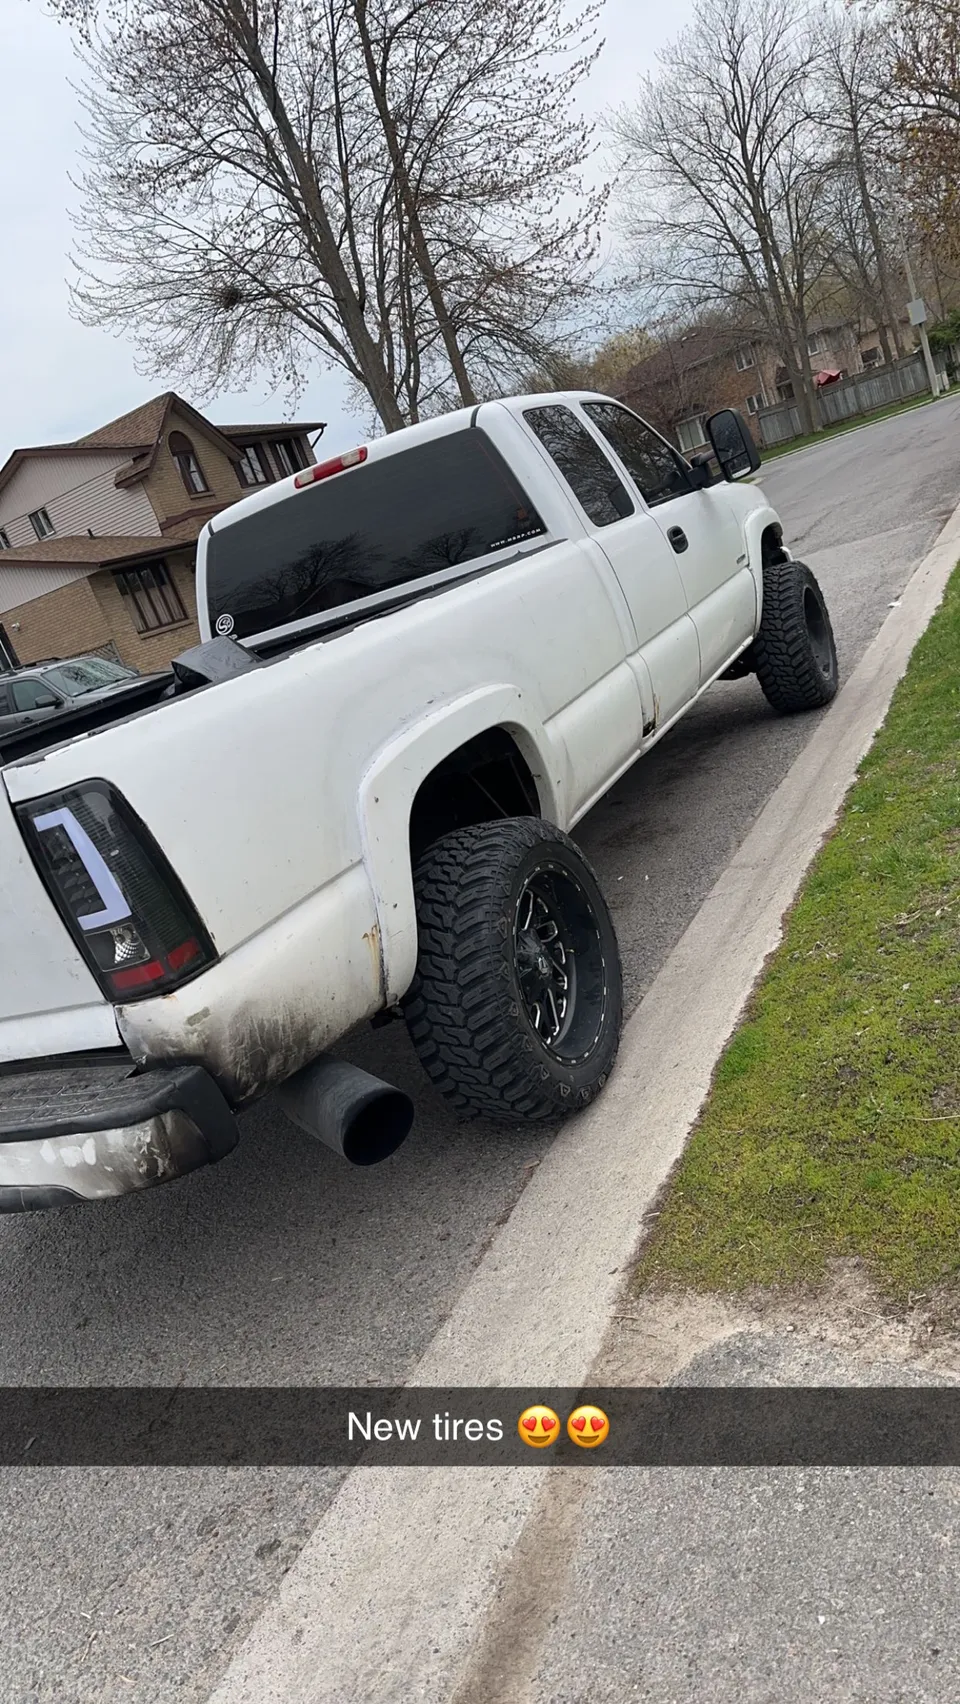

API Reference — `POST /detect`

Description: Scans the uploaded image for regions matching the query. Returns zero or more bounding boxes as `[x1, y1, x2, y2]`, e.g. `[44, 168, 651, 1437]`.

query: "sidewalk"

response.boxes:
[460, 1288, 960, 1704]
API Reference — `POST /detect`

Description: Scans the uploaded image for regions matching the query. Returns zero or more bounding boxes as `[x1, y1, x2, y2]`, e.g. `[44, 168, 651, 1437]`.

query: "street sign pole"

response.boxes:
[903, 247, 941, 397]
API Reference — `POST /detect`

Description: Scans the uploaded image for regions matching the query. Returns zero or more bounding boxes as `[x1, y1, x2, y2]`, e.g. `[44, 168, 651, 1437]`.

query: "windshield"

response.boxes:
[205, 427, 547, 641]
[43, 658, 138, 697]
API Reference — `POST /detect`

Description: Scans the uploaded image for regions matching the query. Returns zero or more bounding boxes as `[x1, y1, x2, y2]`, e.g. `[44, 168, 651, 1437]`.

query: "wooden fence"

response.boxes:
[755, 352, 939, 449]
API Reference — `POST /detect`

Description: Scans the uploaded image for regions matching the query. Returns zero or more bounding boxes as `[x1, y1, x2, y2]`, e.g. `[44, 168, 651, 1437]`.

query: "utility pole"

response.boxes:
[902, 245, 941, 397]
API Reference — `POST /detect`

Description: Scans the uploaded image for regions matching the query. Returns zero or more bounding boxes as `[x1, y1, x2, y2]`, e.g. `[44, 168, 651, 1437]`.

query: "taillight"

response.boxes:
[17, 781, 216, 1001]
[293, 445, 367, 488]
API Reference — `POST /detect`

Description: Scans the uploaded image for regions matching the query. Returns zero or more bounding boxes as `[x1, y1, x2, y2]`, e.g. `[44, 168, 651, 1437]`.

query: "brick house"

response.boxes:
[617, 315, 913, 454]
[0, 393, 325, 674]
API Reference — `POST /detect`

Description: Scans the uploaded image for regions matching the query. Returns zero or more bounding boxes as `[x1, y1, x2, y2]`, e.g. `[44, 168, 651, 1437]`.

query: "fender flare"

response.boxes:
[357, 685, 562, 1003]
[742, 503, 788, 629]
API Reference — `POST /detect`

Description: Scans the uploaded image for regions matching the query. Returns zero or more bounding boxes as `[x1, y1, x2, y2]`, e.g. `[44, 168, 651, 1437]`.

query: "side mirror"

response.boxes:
[34, 693, 59, 709]
[705, 409, 761, 481]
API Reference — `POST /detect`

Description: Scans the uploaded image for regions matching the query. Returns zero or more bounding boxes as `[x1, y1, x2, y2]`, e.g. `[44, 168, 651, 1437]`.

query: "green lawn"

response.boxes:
[637, 565, 960, 1301]
[758, 387, 952, 462]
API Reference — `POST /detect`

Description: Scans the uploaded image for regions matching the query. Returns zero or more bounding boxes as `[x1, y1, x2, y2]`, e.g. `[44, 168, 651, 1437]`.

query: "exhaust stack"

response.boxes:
[277, 1055, 413, 1166]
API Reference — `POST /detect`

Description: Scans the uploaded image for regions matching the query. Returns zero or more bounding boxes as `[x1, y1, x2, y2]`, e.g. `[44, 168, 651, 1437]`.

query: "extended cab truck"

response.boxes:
[0, 393, 838, 1212]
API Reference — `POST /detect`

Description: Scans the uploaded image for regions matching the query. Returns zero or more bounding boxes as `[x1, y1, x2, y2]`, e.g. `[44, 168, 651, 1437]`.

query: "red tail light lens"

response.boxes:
[17, 781, 217, 1000]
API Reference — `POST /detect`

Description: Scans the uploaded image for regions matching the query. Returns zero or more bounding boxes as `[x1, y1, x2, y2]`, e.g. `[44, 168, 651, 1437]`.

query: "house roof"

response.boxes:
[216, 421, 326, 438]
[0, 517, 206, 572]
[74, 393, 171, 452]
[0, 393, 326, 501]
[617, 324, 763, 398]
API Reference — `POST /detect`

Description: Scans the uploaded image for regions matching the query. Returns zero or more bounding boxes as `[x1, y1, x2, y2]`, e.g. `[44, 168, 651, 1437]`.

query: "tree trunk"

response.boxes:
[850, 130, 906, 359]
[222, 0, 406, 431]
[350, 0, 478, 408]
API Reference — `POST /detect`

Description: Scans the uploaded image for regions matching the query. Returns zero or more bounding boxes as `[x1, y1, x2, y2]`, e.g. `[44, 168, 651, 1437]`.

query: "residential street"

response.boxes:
[4, 395, 960, 1703]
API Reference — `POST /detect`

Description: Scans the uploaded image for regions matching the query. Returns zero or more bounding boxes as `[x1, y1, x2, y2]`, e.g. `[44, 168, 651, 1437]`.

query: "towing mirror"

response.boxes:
[705, 409, 761, 481]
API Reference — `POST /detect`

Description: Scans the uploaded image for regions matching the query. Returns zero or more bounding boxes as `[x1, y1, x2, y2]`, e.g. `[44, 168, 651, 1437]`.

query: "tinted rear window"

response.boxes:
[206, 429, 547, 639]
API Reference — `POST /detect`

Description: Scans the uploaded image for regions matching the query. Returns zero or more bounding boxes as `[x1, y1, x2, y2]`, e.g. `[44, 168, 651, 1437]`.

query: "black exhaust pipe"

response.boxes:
[276, 1055, 414, 1165]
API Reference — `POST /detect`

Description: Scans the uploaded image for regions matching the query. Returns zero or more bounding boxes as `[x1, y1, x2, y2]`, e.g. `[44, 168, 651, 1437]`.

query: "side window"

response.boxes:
[523, 405, 634, 528]
[0, 686, 10, 714]
[582, 402, 693, 508]
[11, 679, 61, 711]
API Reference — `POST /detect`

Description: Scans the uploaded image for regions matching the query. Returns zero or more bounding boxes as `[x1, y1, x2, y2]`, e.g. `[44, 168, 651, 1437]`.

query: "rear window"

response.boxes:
[206, 428, 547, 640]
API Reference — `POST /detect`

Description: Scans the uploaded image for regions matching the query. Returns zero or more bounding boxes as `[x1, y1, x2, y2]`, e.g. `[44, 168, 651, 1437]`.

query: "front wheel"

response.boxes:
[403, 818, 623, 1123]
[753, 558, 839, 713]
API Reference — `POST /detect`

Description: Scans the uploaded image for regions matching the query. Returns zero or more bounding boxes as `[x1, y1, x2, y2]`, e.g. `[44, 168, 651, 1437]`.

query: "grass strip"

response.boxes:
[637, 565, 960, 1299]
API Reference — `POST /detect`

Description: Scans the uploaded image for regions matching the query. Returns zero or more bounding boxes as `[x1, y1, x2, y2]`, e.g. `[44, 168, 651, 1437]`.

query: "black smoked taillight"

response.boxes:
[17, 780, 217, 1000]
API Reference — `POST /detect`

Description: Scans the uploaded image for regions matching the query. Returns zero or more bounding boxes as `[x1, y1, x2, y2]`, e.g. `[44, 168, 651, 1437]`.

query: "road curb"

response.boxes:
[205, 499, 960, 1704]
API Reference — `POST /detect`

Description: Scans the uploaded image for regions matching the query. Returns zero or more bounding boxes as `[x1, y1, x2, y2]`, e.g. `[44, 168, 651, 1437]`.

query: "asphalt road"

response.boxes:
[3, 395, 960, 1704]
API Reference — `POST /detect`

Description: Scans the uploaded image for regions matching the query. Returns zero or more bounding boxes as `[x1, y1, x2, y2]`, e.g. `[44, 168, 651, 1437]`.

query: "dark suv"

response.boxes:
[0, 656, 149, 732]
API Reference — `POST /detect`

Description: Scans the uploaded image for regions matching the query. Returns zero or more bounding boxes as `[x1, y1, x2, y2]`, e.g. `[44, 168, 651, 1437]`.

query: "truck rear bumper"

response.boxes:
[0, 1057, 238, 1213]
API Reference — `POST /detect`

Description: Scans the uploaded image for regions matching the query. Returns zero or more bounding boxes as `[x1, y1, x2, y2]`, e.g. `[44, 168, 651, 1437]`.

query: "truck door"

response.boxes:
[521, 403, 700, 733]
[579, 400, 757, 686]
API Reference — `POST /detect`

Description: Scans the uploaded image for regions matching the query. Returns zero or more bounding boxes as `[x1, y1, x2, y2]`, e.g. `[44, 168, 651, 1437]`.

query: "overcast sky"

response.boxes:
[0, 0, 694, 461]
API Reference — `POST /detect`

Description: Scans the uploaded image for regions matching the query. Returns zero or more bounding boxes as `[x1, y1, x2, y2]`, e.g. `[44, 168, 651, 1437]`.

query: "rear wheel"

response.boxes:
[753, 558, 839, 713]
[403, 818, 622, 1122]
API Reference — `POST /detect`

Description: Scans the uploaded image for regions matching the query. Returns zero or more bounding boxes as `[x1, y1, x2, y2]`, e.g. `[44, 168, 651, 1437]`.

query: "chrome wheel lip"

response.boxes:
[512, 861, 606, 1065]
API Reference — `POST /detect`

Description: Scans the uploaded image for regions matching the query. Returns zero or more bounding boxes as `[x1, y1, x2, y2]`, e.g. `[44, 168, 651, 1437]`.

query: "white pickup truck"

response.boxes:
[0, 392, 838, 1212]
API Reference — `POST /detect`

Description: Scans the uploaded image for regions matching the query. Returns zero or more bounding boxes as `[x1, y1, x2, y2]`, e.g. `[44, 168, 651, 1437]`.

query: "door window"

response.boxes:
[582, 402, 693, 508]
[523, 405, 634, 527]
[11, 679, 62, 711]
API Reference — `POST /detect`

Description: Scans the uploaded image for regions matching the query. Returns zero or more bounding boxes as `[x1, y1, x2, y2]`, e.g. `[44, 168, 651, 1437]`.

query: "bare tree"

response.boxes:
[815, 5, 906, 360]
[366, 0, 608, 409]
[56, 0, 411, 429]
[887, 0, 960, 253]
[53, 0, 605, 430]
[609, 0, 834, 433]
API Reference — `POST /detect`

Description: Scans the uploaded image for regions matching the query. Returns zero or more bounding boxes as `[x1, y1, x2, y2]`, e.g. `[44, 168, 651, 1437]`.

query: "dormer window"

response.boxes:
[168, 430, 210, 496]
[271, 437, 307, 477]
[236, 444, 270, 487]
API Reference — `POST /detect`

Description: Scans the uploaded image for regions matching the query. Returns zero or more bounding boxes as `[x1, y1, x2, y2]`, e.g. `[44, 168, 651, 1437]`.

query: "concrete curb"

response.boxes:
[205, 499, 960, 1704]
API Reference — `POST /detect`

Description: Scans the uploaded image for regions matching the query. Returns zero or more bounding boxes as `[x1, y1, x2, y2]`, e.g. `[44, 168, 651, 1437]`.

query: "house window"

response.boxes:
[0, 624, 19, 670]
[236, 444, 271, 487]
[806, 333, 825, 357]
[29, 507, 55, 540]
[861, 346, 882, 368]
[745, 394, 764, 415]
[114, 559, 187, 633]
[777, 382, 795, 402]
[734, 347, 755, 372]
[0, 527, 10, 550]
[271, 437, 307, 478]
[676, 416, 707, 454]
[168, 430, 210, 496]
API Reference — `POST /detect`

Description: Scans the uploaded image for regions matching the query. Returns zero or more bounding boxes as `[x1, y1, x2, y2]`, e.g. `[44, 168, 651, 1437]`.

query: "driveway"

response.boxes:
[3, 395, 960, 1704]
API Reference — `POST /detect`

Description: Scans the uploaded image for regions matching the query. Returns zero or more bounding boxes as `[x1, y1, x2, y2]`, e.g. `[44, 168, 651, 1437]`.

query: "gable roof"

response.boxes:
[74, 393, 172, 452]
[0, 393, 326, 502]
